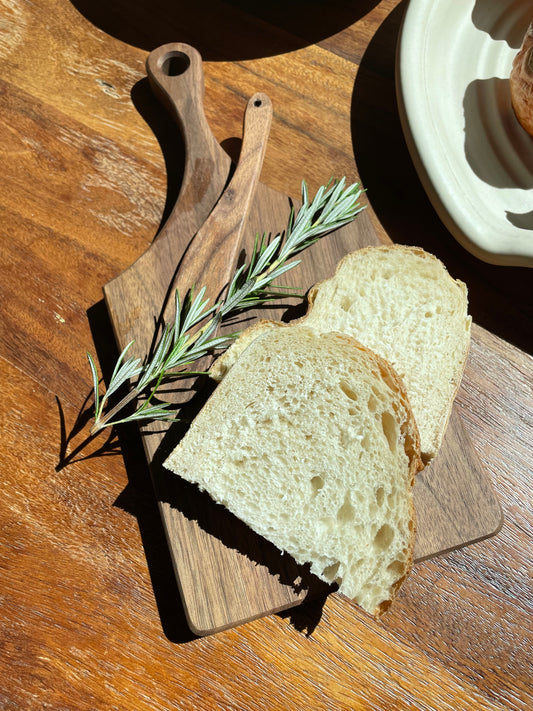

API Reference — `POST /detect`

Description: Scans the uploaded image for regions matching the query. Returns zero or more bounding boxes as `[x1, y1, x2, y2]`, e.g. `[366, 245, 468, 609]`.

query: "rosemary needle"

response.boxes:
[89, 178, 365, 434]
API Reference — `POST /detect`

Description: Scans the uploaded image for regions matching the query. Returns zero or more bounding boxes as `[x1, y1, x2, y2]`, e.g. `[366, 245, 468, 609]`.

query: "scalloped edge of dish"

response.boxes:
[396, 0, 533, 269]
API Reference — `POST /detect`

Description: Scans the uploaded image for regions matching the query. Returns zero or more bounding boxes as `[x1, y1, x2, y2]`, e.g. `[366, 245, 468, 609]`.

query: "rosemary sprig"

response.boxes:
[89, 178, 365, 434]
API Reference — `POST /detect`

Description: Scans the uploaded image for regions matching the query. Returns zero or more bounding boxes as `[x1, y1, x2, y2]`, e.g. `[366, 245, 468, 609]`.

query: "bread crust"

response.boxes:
[210, 319, 283, 382]
[362, 334, 421, 616]
[510, 22, 533, 136]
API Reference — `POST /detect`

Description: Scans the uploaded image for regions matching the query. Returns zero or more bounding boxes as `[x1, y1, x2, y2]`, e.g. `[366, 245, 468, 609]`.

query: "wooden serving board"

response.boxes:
[103, 44, 502, 636]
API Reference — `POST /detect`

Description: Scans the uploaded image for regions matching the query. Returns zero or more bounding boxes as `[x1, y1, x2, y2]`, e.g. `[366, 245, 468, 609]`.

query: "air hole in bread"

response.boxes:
[387, 559, 405, 577]
[368, 393, 380, 413]
[375, 486, 385, 507]
[322, 561, 341, 582]
[321, 516, 335, 532]
[353, 489, 365, 505]
[387, 490, 398, 508]
[340, 295, 352, 312]
[294, 360, 304, 368]
[374, 523, 394, 551]
[351, 558, 364, 574]
[339, 380, 358, 402]
[310, 475, 324, 495]
[337, 494, 355, 523]
[381, 411, 399, 453]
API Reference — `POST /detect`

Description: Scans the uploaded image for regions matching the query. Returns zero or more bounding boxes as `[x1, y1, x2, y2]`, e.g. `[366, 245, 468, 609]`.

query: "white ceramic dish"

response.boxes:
[396, 0, 533, 267]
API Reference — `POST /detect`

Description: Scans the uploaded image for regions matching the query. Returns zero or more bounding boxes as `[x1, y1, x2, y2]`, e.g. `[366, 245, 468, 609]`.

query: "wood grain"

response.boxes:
[0, 0, 531, 709]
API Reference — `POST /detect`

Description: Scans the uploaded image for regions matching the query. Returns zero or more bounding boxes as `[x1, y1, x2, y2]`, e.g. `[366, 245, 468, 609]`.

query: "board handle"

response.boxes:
[146, 43, 232, 241]
[172, 92, 273, 303]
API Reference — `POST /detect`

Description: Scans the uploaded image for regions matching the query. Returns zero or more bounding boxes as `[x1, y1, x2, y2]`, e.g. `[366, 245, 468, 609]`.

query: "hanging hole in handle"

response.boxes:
[254, 98, 263, 107]
[161, 51, 191, 76]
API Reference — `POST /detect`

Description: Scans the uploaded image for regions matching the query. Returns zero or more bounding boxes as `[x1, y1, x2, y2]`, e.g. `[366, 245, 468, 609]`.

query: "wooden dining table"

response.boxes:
[1, 1, 531, 709]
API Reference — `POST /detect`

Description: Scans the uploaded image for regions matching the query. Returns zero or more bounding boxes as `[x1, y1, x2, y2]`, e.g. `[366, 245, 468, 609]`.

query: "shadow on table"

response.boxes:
[350, 0, 533, 355]
[69, 0, 379, 59]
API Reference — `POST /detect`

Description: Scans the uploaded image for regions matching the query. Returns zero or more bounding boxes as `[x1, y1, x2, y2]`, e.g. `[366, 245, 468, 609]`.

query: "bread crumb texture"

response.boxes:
[165, 326, 422, 616]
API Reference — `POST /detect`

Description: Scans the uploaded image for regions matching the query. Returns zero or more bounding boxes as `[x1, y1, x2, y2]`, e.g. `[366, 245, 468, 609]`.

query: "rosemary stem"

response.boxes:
[90, 387, 140, 435]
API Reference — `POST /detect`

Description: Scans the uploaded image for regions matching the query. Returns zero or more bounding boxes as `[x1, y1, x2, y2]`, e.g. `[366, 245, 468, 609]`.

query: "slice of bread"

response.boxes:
[211, 245, 471, 462]
[165, 326, 422, 616]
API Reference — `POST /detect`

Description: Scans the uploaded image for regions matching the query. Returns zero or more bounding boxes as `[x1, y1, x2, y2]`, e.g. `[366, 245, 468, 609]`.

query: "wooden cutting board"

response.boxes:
[103, 43, 502, 636]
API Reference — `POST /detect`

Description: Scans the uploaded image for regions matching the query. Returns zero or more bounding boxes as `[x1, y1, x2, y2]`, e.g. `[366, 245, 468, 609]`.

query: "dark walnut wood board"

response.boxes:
[103, 44, 502, 636]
